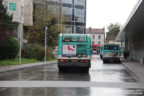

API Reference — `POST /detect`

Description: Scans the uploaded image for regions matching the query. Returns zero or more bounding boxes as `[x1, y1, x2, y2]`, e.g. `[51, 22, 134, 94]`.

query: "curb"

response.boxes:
[122, 62, 141, 82]
[0, 60, 57, 73]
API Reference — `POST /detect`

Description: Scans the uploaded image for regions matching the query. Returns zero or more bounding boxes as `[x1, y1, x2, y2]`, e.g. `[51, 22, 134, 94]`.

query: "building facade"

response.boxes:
[86, 27, 105, 45]
[34, 0, 86, 34]
[116, 0, 144, 63]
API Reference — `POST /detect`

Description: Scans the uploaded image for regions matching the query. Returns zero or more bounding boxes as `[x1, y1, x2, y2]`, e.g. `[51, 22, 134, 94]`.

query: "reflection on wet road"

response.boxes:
[0, 88, 143, 96]
[0, 55, 143, 96]
[0, 55, 137, 82]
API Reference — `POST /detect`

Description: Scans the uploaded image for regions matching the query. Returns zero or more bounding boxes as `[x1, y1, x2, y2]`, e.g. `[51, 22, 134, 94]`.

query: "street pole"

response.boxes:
[18, 6, 24, 65]
[44, 26, 48, 62]
[18, 23, 22, 65]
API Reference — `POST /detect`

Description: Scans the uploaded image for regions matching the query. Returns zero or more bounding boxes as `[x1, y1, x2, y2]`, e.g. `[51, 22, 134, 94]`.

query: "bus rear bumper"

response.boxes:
[58, 59, 91, 68]
[103, 57, 120, 63]
[103, 57, 120, 60]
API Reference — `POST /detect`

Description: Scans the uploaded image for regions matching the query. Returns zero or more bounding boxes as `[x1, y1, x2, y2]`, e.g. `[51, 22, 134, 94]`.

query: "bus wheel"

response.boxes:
[117, 60, 121, 63]
[100, 55, 102, 59]
[103, 60, 107, 63]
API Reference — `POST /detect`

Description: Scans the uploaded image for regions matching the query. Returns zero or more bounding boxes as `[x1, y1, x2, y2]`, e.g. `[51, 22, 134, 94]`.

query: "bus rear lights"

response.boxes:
[60, 59, 67, 62]
[81, 60, 89, 63]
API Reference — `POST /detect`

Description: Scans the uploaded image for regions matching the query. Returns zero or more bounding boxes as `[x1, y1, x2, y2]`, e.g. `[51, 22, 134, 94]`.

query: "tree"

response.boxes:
[0, 1, 14, 43]
[107, 23, 121, 37]
[25, 6, 63, 48]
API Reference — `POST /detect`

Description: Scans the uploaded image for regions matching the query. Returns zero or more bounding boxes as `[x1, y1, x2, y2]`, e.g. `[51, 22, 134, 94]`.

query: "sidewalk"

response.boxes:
[122, 60, 144, 83]
[0, 60, 57, 73]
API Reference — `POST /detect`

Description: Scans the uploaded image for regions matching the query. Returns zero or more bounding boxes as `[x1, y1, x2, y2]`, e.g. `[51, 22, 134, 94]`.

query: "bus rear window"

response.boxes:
[62, 35, 87, 42]
[104, 45, 119, 50]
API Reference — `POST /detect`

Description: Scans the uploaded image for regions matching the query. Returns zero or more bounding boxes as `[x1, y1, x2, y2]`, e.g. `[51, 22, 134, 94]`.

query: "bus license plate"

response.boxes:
[72, 60, 78, 62]
[110, 54, 113, 57]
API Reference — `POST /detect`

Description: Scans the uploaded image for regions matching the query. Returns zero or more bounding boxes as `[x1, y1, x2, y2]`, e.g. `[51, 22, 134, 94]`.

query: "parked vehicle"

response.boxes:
[99, 46, 103, 59]
[102, 44, 121, 63]
[91, 44, 99, 54]
[57, 34, 91, 72]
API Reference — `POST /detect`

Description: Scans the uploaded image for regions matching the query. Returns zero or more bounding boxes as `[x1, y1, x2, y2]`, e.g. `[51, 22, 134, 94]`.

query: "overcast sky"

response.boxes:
[86, 0, 138, 31]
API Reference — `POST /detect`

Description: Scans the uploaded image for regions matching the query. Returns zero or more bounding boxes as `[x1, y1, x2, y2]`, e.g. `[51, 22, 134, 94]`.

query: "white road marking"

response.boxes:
[0, 81, 144, 88]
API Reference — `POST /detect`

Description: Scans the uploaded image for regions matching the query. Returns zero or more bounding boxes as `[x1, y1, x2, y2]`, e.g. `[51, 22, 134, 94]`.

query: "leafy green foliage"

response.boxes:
[0, 38, 19, 60]
[22, 44, 54, 60]
[25, 7, 62, 48]
[0, 1, 14, 43]
[22, 44, 44, 60]
[107, 23, 121, 37]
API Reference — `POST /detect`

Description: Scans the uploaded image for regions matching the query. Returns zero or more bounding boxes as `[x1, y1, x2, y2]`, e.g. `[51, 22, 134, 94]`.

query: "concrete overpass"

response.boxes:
[116, 0, 144, 63]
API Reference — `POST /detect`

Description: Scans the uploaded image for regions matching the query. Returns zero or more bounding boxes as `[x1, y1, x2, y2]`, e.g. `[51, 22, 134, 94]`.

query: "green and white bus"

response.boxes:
[58, 34, 91, 72]
[102, 44, 121, 63]
[100, 46, 103, 59]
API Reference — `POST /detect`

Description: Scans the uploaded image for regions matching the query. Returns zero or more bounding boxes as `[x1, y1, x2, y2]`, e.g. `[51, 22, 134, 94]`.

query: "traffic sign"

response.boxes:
[9, 3, 16, 11]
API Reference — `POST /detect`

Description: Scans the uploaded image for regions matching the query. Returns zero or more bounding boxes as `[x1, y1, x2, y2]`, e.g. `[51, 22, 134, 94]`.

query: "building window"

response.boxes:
[74, 9, 85, 22]
[62, 7, 72, 20]
[93, 35, 95, 39]
[74, 0, 85, 6]
[98, 41, 101, 44]
[75, 26, 84, 33]
[47, 0, 60, 2]
[62, 0, 72, 4]
[98, 35, 101, 39]
[92, 41, 94, 44]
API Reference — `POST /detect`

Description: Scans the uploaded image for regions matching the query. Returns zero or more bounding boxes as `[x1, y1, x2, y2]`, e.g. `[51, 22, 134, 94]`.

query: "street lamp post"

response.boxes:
[44, 25, 48, 62]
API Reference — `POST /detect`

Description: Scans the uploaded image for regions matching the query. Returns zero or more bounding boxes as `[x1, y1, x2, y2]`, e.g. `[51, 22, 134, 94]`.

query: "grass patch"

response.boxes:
[0, 58, 40, 66]
[0, 57, 57, 66]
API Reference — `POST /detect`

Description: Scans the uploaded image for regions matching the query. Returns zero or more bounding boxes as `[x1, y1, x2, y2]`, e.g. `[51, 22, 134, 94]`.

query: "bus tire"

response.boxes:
[103, 60, 107, 63]
[117, 60, 121, 63]
[100, 55, 103, 59]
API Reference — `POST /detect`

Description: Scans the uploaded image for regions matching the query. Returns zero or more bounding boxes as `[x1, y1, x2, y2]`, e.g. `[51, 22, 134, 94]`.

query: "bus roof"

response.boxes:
[61, 34, 88, 37]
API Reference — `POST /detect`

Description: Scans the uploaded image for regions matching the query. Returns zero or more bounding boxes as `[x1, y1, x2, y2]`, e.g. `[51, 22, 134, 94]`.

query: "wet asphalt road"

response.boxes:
[0, 55, 144, 96]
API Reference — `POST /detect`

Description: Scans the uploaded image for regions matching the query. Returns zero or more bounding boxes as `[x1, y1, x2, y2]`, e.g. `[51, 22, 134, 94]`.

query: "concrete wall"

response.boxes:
[116, 1, 144, 63]
[132, 43, 144, 62]
[126, 28, 144, 62]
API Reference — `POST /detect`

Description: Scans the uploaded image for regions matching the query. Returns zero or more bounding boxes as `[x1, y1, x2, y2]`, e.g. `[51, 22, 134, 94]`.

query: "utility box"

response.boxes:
[140, 58, 144, 64]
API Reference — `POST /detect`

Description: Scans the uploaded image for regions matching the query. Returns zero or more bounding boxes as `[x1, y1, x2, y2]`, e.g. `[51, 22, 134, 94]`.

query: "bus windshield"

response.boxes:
[62, 35, 87, 42]
[104, 45, 119, 50]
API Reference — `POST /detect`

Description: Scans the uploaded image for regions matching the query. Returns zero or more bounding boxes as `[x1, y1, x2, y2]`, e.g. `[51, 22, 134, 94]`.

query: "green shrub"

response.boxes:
[22, 44, 55, 61]
[22, 44, 44, 60]
[0, 38, 19, 59]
